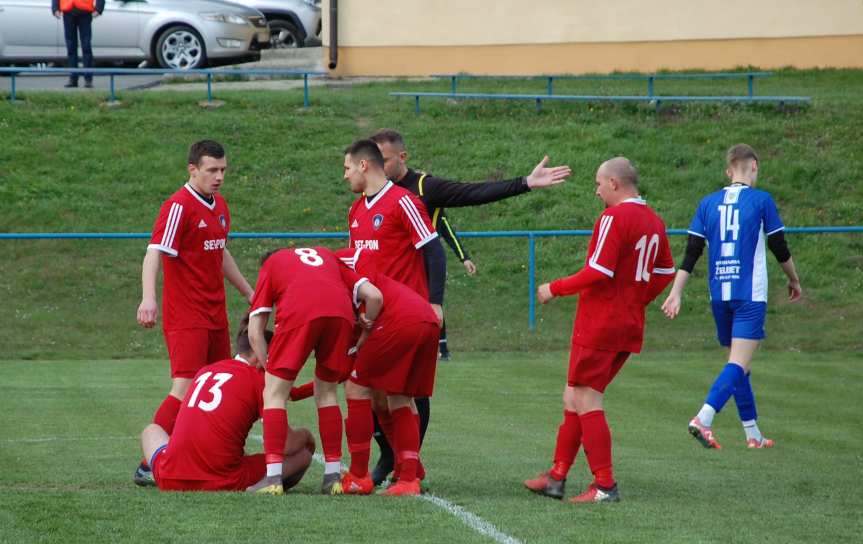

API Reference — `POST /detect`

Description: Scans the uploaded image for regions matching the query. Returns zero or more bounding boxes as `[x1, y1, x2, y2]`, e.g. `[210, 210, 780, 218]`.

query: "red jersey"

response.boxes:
[562, 198, 675, 353]
[338, 248, 439, 330]
[249, 246, 366, 332]
[159, 357, 264, 481]
[148, 183, 231, 331]
[347, 182, 437, 299]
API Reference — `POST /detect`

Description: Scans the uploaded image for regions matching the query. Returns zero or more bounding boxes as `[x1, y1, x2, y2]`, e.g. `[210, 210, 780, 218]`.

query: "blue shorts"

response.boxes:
[710, 300, 767, 347]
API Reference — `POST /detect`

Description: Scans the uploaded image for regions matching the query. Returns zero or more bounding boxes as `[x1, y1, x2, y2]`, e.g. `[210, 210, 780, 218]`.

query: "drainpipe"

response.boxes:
[328, 0, 338, 70]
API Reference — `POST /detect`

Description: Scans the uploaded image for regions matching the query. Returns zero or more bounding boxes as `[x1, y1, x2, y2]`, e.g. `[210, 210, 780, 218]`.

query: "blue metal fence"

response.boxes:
[0, 67, 326, 106]
[3, 227, 860, 329]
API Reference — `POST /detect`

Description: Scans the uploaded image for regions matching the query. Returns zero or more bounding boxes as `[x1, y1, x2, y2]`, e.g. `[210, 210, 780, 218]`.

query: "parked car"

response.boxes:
[0, 0, 271, 69]
[229, 0, 320, 48]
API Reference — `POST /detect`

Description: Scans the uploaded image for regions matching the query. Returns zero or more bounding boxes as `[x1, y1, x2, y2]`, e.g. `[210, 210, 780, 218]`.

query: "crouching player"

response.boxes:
[247, 246, 383, 495]
[337, 248, 441, 497]
[140, 323, 315, 492]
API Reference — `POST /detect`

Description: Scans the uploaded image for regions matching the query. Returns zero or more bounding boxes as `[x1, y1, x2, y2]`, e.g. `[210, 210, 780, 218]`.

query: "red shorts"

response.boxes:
[567, 344, 630, 393]
[352, 321, 438, 397]
[267, 316, 353, 382]
[152, 449, 265, 492]
[164, 328, 231, 379]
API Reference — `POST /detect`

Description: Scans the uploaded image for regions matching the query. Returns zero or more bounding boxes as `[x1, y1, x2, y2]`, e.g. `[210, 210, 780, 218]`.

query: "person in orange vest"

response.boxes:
[52, 0, 105, 88]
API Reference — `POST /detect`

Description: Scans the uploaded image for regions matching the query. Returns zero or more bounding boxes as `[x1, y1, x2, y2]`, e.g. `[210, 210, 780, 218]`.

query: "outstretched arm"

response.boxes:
[420, 156, 570, 209]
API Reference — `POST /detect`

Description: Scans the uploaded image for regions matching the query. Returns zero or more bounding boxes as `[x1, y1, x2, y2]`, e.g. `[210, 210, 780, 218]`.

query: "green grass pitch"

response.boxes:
[2, 351, 861, 543]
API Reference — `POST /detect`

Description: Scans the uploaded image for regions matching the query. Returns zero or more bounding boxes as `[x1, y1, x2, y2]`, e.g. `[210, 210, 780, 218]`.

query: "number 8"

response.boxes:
[295, 248, 324, 267]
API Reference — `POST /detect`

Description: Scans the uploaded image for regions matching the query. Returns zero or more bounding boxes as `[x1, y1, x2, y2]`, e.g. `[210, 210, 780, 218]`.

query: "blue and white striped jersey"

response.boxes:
[688, 184, 784, 302]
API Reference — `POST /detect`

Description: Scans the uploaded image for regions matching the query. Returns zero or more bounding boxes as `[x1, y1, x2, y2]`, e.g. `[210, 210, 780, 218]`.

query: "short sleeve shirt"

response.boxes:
[688, 185, 784, 302]
[248, 246, 365, 332]
[148, 183, 231, 330]
[159, 358, 264, 481]
[347, 182, 438, 299]
[573, 199, 675, 353]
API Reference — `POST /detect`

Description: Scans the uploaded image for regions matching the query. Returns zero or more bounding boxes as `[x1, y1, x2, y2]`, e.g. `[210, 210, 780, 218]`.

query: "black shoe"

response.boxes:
[64, 80, 78, 88]
[133, 462, 156, 487]
[438, 351, 451, 362]
[321, 472, 343, 495]
[84, 80, 93, 88]
[371, 455, 394, 486]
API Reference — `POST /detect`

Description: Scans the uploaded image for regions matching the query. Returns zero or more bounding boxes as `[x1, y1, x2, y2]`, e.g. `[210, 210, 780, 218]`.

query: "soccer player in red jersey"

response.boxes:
[343, 139, 445, 484]
[135, 140, 254, 486]
[335, 248, 441, 496]
[524, 157, 675, 504]
[140, 323, 315, 493]
[246, 246, 383, 495]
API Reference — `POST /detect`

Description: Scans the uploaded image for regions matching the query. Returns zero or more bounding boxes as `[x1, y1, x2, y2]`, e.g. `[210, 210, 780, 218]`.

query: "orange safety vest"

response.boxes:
[59, 0, 96, 13]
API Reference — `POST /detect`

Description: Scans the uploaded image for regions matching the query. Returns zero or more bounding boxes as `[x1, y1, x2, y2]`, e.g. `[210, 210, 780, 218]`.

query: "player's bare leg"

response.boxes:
[342, 380, 375, 494]
[382, 395, 421, 496]
[281, 427, 316, 491]
[139, 423, 169, 486]
[569, 386, 619, 503]
[135, 377, 193, 487]
[249, 372, 294, 494]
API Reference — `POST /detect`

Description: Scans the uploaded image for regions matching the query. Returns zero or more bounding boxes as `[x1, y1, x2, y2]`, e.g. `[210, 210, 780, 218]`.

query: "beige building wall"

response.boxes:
[321, 0, 863, 75]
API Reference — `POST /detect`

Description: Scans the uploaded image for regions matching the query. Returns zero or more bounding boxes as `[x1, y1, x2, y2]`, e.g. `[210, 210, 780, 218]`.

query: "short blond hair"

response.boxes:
[726, 144, 759, 169]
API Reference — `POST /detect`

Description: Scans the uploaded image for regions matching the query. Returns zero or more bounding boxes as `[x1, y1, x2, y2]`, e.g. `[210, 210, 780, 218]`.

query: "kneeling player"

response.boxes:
[140, 324, 315, 492]
[337, 248, 441, 497]
[247, 246, 383, 495]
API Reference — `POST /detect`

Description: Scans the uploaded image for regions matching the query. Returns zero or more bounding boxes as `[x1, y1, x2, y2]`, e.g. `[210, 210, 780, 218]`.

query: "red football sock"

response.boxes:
[263, 408, 288, 465]
[375, 407, 400, 477]
[318, 405, 344, 463]
[392, 407, 420, 482]
[346, 399, 373, 477]
[579, 410, 615, 488]
[152, 394, 182, 435]
[263, 408, 288, 464]
[289, 381, 314, 402]
[550, 410, 582, 480]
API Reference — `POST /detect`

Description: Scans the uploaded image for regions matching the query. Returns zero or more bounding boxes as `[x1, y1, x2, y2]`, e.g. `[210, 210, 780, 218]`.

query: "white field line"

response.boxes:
[2, 435, 138, 443]
[250, 434, 523, 544]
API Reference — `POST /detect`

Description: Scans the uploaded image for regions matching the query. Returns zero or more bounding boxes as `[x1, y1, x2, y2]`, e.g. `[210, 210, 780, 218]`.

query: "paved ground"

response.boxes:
[0, 48, 326, 96]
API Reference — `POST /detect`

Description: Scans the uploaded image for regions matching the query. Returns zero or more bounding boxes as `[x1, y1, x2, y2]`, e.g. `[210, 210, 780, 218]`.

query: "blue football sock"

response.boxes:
[733, 371, 758, 422]
[705, 363, 745, 413]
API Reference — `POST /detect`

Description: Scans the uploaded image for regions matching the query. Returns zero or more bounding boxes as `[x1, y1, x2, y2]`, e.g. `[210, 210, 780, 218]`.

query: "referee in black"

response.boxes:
[368, 129, 570, 485]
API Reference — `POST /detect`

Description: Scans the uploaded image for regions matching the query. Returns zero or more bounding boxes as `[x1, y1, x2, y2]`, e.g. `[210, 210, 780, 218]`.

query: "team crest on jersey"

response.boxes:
[218, 215, 227, 229]
[372, 214, 384, 230]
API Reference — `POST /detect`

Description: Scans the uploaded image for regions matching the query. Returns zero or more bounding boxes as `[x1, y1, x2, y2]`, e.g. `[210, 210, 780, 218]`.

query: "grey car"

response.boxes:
[229, 0, 320, 48]
[0, 0, 270, 69]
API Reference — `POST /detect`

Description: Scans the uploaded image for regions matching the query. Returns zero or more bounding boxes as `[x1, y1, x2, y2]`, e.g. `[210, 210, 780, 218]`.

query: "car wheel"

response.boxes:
[155, 25, 206, 70]
[269, 19, 304, 49]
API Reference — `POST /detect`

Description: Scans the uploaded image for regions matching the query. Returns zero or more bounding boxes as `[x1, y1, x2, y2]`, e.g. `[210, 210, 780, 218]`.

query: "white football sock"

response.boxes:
[266, 463, 282, 477]
[742, 420, 763, 442]
[325, 461, 341, 475]
[696, 404, 717, 427]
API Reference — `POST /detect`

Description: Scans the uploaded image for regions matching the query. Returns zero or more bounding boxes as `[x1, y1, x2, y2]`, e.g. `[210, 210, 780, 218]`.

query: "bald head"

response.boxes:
[599, 157, 639, 188]
[594, 157, 640, 207]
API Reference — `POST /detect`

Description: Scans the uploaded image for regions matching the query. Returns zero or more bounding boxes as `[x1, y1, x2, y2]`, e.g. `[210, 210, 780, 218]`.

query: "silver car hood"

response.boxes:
[144, 0, 265, 17]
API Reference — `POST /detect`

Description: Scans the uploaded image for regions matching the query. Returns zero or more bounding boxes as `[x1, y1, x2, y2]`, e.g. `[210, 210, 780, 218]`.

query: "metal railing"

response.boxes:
[0, 67, 326, 106]
[3, 226, 860, 329]
[432, 71, 774, 98]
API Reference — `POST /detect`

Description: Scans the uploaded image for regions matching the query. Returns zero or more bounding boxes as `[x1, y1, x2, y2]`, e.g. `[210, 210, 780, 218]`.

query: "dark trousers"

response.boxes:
[63, 11, 93, 82]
